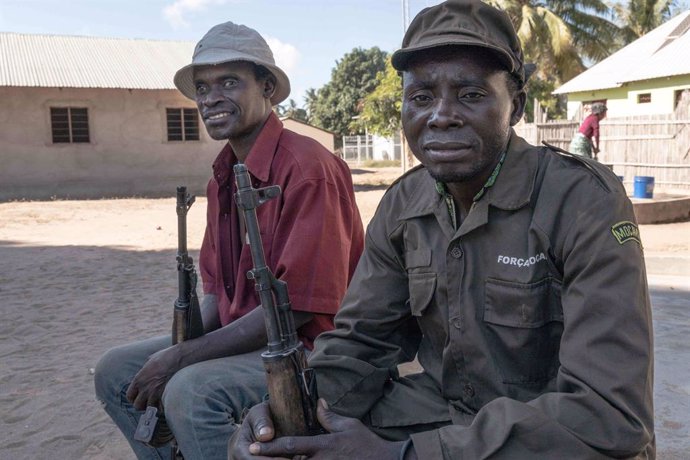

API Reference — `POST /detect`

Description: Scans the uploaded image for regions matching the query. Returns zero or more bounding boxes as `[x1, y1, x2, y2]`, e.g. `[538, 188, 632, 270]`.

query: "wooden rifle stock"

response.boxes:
[233, 163, 320, 437]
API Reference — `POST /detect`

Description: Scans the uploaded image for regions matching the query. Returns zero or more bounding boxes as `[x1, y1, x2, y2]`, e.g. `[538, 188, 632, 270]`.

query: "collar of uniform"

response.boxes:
[397, 131, 537, 221]
[244, 112, 283, 183]
[210, 112, 283, 187]
[431, 148, 505, 231]
[397, 169, 447, 221]
[481, 130, 538, 211]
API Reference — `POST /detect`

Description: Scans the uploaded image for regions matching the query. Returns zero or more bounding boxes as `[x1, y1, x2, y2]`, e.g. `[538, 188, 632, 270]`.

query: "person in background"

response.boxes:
[228, 1, 653, 459]
[94, 21, 364, 460]
[569, 102, 608, 159]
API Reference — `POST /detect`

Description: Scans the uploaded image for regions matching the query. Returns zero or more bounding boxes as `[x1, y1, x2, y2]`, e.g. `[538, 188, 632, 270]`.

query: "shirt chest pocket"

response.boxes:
[406, 249, 435, 317]
[406, 249, 446, 357]
[483, 277, 563, 385]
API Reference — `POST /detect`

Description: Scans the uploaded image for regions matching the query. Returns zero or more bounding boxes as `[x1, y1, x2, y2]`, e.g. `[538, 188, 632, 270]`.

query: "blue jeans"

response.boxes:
[94, 335, 267, 460]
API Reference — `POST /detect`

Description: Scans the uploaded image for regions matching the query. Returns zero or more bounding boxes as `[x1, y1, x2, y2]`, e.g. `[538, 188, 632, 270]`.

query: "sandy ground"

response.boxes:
[0, 166, 688, 459]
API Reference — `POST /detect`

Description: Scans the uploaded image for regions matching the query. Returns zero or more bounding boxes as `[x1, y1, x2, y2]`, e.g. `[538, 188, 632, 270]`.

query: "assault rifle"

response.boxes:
[233, 163, 320, 437]
[133, 186, 204, 457]
[171, 186, 204, 344]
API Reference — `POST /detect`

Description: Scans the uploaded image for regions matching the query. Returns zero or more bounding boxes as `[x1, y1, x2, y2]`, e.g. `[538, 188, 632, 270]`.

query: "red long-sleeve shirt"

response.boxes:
[199, 113, 364, 349]
[578, 113, 601, 148]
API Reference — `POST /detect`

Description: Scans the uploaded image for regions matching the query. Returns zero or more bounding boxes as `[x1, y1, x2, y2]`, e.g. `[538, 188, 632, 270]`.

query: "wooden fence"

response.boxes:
[514, 93, 690, 192]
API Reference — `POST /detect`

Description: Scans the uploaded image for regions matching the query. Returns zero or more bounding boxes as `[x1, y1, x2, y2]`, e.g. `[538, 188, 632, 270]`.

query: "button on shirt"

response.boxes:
[199, 113, 364, 349]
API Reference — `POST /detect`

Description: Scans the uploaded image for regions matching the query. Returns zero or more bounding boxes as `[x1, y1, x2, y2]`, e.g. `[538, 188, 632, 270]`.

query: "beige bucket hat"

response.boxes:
[174, 22, 290, 106]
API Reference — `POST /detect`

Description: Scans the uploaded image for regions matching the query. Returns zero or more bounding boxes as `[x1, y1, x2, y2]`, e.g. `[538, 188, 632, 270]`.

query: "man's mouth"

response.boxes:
[423, 141, 471, 151]
[206, 112, 230, 121]
[422, 141, 472, 159]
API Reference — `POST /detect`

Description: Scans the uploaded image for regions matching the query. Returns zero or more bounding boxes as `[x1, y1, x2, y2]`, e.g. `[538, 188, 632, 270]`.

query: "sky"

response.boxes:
[2, 0, 688, 107]
[0, 0, 444, 106]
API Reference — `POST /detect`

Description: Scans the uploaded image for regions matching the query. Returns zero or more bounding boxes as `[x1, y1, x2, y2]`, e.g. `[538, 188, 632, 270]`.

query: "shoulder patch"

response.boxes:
[611, 221, 641, 246]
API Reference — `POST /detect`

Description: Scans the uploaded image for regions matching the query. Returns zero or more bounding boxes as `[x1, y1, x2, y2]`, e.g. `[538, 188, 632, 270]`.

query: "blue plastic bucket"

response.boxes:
[633, 176, 654, 199]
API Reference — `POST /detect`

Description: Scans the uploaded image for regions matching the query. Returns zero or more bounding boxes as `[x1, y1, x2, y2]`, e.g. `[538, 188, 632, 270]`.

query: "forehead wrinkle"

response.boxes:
[404, 67, 492, 91]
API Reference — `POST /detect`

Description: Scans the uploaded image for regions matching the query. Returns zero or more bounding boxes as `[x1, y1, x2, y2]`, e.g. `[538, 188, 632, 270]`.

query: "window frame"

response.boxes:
[637, 93, 652, 104]
[50, 106, 91, 144]
[166, 107, 200, 142]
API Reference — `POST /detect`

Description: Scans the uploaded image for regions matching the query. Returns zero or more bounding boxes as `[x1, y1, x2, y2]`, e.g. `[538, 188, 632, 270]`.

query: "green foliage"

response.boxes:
[354, 58, 402, 137]
[487, 0, 618, 85]
[547, 0, 621, 63]
[485, 0, 622, 120]
[303, 88, 319, 123]
[307, 47, 388, 137]
[524, 76, 567, 121]
[275, 98, 308, 122]
[613, 0, 679, 45]
[298, 1, 685, 129]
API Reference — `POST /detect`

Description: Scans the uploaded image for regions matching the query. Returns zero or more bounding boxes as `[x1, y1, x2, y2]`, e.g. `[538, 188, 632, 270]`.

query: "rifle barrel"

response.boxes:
[233, 164, 285, 353]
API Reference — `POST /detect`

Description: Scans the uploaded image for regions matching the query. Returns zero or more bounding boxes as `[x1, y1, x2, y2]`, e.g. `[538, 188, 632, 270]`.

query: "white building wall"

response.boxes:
[372, 135, 395, 161]
[0, 87, 221, 200]
[281, 119, 335, 152]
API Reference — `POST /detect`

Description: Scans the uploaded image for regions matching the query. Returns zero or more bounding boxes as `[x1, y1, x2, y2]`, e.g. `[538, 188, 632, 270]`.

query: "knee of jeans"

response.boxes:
[93, 349, 114, 398]
[93, 347, 127, 401]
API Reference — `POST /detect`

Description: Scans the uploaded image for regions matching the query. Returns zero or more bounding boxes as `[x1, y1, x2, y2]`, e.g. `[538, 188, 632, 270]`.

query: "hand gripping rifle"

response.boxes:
[134, 186, 204, 457]
[233, 163, 321, 437]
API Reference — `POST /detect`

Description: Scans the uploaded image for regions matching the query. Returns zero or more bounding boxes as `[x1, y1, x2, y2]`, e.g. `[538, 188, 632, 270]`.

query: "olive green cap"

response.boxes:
[392, 0, 527, 84]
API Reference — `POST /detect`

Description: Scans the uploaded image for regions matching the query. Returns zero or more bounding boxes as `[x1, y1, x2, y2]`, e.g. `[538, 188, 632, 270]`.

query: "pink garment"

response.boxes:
[578, 113, 600, 147]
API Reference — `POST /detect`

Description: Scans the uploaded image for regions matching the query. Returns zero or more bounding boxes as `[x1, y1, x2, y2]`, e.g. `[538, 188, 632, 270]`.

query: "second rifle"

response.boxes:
[133, 186, 204, 457]
[233, 163, 320, 437]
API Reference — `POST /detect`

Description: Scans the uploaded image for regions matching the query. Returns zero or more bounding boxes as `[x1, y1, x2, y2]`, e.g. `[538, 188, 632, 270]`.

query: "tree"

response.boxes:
[303, 88, 319, 123]
[549, 0, 621, 63]
[613, 0, 679, 44]
[524, 75, 567, 122]
[487, 0, 618, 84]
[275, 98, 308, 122]
[354, 58, 402, 137]
[307, 47, 388, 138]
[485, 0, 621, 120]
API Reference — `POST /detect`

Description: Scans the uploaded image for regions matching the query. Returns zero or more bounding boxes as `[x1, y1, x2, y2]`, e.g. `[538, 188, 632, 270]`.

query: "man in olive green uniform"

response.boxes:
[228, 1, 654, 458]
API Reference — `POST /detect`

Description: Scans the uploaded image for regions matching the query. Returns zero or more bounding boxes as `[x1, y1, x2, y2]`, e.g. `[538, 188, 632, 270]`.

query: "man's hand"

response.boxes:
[126, 345, 181, 410]
[227, 401, 279, 460]
[228, 399, 409, 460]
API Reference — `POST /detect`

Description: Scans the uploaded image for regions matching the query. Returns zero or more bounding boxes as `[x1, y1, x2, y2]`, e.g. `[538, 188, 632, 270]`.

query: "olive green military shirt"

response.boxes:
[310, 132, 654, 459]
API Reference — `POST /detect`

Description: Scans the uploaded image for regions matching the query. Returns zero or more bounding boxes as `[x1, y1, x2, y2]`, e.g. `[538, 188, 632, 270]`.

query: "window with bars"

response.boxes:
[166, 108, 200, 141]
[50, 107, 90, 143]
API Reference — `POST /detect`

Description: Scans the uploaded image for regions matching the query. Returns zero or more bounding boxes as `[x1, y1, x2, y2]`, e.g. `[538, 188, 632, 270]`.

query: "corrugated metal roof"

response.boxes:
[554, 11, 690, 95]
[0, 32, 195, 89]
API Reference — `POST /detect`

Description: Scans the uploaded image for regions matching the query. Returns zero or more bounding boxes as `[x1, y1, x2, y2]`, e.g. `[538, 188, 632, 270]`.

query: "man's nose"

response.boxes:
[427, 98, 463, 129]
[202, 85, 224, 106]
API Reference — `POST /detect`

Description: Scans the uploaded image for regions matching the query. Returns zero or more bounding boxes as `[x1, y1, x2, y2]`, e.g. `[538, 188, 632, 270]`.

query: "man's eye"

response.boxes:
[412, 94, 431, 103]
[460, 91, 484, 100]
[195, 85, 208, 95]
[223, 80, 238, 88]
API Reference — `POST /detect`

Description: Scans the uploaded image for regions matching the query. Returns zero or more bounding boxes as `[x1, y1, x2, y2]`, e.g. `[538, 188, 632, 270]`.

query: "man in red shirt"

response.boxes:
[94, 21, 364, 460]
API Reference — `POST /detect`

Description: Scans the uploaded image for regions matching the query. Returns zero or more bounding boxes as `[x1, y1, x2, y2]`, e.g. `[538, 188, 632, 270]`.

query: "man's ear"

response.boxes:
[263, 74, 277, 100]
[510, 89, 527, 126]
